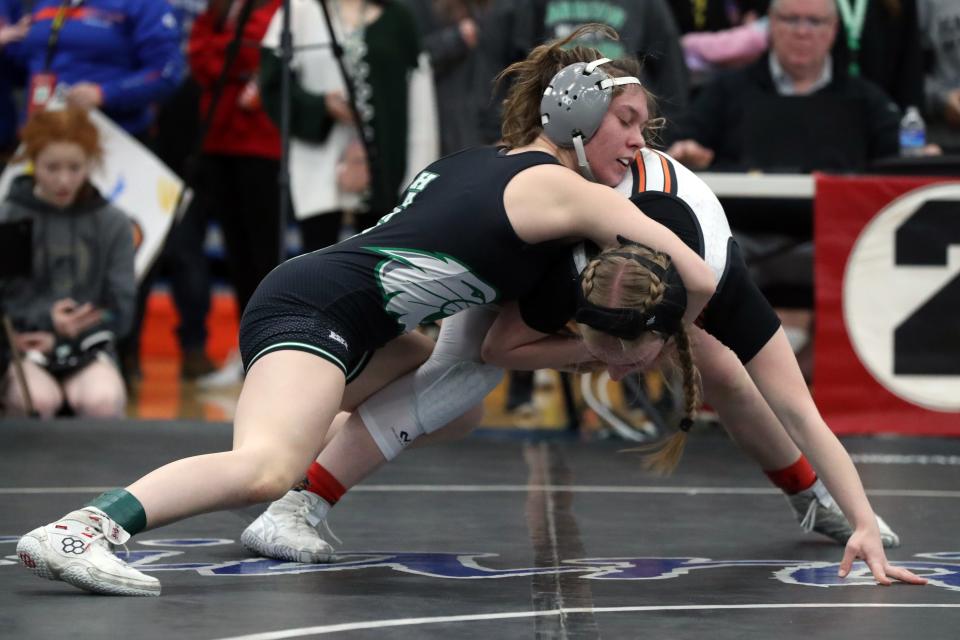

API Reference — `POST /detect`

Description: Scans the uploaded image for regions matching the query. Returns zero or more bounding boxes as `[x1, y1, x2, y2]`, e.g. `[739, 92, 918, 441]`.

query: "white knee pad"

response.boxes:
[357, 372, 420, 459]
[359, 306, 504, 460]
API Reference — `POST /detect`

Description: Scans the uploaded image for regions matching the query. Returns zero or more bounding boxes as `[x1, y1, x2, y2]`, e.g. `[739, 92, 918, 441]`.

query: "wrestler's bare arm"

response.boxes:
[480, 302, 592, 370]
[503, 164, 716, 324]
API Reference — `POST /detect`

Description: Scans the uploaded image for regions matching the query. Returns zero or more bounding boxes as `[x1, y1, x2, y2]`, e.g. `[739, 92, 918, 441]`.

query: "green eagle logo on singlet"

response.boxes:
[368, 247, 499, 332]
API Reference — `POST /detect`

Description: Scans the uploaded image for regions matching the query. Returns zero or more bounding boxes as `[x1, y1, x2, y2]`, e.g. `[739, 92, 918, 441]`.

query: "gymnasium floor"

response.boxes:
[2, 419, 959, 639]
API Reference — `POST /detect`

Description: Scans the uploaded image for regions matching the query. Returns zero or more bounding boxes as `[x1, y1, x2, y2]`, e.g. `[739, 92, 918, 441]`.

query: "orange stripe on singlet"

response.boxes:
[634, 150, 646, 193]
[658, 153, 672, 194]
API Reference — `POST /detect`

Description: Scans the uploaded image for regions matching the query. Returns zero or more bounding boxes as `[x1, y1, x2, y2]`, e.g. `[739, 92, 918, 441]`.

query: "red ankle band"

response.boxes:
[764, 455, 817, 495]
[306, 462, 347, 505]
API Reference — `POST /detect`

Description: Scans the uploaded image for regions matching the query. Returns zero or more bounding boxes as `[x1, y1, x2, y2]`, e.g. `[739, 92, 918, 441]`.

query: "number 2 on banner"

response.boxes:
[894, 200, 960, 375]
[844, 183, 960, 411]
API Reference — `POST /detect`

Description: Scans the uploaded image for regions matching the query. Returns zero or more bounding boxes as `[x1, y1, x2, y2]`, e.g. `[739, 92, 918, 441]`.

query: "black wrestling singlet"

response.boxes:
[240, 147, 572, 375]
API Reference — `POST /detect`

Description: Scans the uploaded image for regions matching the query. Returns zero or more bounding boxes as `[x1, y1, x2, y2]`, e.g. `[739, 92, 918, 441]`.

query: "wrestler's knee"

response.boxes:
[236, 448, 309, 504]
[244, 467, 300, 504]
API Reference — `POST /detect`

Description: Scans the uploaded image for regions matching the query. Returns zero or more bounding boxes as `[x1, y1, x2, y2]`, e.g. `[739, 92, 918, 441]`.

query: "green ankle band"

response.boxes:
[86, 489, 147, 535]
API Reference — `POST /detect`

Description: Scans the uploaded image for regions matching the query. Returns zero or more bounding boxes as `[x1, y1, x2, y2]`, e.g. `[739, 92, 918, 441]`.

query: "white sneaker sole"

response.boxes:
[240, 528, 335, 564]
[17, 531, 160, 597]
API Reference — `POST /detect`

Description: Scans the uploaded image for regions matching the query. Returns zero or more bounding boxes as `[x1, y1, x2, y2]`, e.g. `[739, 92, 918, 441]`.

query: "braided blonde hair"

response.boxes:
[639, 327, 701, 475]
[579, 244, 701, 475]
[579, 245, 669, 329]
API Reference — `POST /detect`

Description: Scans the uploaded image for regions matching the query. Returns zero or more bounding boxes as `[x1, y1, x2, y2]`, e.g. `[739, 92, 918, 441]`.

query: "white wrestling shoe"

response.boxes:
[17, 507, 160, 596]
[788, 479, 901, 548]
[241, 490, 338, 563]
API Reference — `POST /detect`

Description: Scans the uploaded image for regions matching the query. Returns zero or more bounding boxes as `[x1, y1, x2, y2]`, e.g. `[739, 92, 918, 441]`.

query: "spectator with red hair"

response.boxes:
[0, 107, 135, 418]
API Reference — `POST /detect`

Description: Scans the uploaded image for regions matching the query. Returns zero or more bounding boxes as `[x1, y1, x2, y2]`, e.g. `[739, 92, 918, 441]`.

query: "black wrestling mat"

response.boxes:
[2, 419, 959, 639]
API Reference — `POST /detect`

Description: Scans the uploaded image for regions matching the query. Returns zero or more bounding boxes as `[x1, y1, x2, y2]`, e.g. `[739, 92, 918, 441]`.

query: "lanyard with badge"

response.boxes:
[28, 0, 83, 114]
[835, 0, 868, 76]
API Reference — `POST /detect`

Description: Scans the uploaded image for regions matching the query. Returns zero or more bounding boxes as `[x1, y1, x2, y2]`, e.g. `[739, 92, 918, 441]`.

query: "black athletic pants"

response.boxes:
[199, 153, 282, 316]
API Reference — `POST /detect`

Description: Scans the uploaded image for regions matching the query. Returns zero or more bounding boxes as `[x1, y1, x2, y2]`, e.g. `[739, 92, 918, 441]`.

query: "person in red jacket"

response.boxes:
[188, 0, 282, 322]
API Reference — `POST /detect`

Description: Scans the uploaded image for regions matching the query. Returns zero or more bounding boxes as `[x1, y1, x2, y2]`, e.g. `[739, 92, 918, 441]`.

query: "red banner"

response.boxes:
[814, 174, 960, 435]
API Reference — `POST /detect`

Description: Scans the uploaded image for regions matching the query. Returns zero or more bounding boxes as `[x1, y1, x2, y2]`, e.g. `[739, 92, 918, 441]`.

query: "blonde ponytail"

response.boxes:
[637, 327, 701, 475]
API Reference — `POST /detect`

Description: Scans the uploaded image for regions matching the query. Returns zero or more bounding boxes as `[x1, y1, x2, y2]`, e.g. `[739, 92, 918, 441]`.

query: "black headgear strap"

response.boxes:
[574, 244, 688, 340]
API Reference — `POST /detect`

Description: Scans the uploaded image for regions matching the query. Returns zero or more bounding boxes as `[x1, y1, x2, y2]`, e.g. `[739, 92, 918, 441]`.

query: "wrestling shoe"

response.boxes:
[16, 507, 160, 596]
[788, 479, 900, 548]
[241, 490, 338, 563]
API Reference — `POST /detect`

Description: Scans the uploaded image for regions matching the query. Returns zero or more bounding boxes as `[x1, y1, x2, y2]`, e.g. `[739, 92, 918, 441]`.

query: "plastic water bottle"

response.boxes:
[899, 106, 926, 157]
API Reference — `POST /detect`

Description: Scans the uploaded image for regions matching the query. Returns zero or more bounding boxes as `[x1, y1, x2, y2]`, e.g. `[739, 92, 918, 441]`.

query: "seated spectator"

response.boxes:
[0, 108, 135, 418]
[919, 0, 960, 153]
[668, 0, 901, 172]
[731, 0, 924, 111]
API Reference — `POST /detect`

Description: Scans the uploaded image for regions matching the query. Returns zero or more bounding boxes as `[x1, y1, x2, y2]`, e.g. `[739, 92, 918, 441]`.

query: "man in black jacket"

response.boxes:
[668, 0, 901, 172]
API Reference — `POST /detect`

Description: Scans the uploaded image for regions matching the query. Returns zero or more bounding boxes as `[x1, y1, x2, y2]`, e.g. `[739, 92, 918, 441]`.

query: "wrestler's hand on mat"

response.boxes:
[839, 526, 927, 586]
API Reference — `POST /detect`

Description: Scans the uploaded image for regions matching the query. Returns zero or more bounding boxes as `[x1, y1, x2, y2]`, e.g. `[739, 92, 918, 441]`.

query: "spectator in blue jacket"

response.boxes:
[15, 0, 184, 137]
[0, 0, 28, 165]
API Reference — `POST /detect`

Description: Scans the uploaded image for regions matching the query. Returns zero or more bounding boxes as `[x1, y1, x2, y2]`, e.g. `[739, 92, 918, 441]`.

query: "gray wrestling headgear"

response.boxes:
[540, 58, 641, 180]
